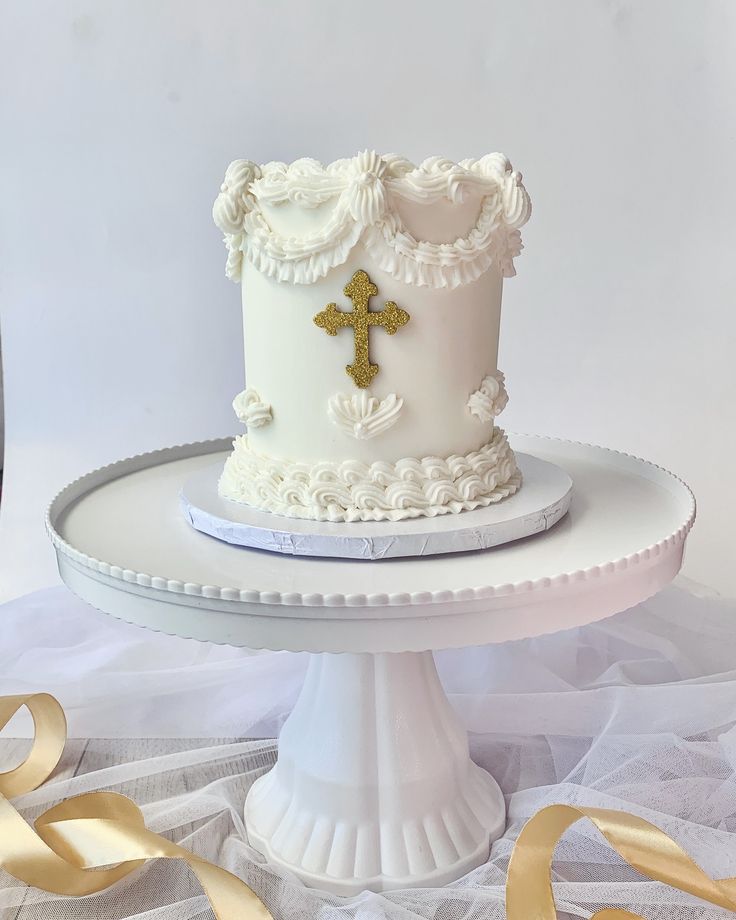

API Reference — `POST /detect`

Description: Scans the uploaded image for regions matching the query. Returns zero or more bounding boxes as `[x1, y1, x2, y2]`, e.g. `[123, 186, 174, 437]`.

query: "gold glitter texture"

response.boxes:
[313, 270, 410, 388]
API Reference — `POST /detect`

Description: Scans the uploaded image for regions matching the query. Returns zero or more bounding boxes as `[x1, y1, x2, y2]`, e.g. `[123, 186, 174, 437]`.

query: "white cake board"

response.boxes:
[46, 435, 695, 895]
[179, 452, 573, 559]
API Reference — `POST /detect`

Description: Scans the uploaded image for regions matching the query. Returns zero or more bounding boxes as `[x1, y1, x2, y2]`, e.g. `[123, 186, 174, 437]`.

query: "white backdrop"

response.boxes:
[1, 0, 734, 600]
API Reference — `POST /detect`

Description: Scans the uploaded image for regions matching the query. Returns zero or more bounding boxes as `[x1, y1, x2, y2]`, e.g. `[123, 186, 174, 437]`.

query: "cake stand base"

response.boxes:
[245, 651, 504, 894]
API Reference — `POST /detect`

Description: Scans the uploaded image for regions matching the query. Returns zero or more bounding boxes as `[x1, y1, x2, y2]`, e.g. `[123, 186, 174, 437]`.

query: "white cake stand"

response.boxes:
[46, 435, 695, 896]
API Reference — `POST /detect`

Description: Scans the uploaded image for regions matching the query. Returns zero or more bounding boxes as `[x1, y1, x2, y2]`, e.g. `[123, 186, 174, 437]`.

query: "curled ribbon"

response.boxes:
[1, 693, 735, 917]
[506, 803, 736, 919]
[0, 693, 273, 920]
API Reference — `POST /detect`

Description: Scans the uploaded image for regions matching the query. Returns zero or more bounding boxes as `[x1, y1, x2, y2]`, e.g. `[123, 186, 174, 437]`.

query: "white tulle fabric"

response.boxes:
[1, 581, 736, 918]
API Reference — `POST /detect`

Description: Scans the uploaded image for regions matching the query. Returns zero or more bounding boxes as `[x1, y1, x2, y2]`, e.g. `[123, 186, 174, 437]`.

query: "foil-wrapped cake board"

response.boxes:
[180, 451, 573, 559]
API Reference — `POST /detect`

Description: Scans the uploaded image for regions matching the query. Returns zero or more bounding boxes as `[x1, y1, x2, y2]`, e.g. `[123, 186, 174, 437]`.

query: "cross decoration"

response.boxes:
[313, 270, 410, 389]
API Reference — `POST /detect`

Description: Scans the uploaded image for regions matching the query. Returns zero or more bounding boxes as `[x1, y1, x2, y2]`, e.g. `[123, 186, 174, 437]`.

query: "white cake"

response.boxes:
[213, 152, 531, 522]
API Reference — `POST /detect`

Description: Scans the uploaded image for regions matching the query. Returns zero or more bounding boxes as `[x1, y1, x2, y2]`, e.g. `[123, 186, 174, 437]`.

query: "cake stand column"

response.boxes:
[244, 651, 505, 894]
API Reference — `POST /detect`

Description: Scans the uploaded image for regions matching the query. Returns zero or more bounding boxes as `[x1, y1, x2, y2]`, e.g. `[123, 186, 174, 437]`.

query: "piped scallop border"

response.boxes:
[46, 436, 696, 609]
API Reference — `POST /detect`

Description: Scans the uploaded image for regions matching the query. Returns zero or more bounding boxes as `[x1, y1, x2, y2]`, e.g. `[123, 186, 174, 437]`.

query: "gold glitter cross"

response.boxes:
[313, 270, 410, 389]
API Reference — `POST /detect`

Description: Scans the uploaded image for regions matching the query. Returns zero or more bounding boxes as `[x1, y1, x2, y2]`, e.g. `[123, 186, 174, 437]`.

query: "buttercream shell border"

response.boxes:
[218, 427, 521, 522]
[213, 152, 531, 289]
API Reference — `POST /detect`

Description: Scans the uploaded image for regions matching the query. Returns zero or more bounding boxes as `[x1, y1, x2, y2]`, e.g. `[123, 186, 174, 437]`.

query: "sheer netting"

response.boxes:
[1, 582, 735, 919]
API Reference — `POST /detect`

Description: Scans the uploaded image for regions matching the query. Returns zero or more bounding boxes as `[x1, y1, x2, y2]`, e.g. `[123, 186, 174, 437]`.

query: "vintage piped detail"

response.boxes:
[467, 371, 508, 422]
[232, 388, 273, 428]
[328, 392, 403, 440]
[213, 152, 531, 288]
[219, 427, 521, 522]
[314, 270, 410, 389]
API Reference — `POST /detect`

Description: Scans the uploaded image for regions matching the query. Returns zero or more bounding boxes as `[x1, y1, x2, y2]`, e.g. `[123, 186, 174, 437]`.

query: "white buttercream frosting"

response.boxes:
[232, 387, 272, 428]
[218, 427, 521, 522]
[212, 160, 262, 282]
[213, 151, 531, 288]
[328, 392, 403, 440]
[467, 371, 509, 423]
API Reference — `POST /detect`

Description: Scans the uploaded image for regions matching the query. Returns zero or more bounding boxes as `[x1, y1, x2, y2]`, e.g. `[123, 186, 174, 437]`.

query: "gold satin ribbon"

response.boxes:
[506, 803, 736, 919]
[0, 693, 273, 919]
[1, 693, 735, 918]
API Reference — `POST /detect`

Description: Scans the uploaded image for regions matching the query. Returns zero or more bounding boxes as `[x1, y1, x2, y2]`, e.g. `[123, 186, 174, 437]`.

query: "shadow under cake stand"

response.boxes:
[47, 435, 695, 896]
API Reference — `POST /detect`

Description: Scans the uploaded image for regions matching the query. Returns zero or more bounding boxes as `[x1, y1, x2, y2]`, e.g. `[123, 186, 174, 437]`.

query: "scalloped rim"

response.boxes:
[46, 436, 696, 609]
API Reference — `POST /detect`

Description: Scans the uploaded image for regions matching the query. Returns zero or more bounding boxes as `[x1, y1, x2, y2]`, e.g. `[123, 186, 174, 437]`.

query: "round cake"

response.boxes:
[213, 151, 531, 522]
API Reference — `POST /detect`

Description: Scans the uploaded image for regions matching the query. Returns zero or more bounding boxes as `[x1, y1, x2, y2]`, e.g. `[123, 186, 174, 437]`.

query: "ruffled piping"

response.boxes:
[213, 152, 531, 288]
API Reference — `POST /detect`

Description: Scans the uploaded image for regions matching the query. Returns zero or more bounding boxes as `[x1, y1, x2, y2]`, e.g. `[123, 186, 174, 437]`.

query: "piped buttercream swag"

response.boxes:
[213, 152, 531, 290]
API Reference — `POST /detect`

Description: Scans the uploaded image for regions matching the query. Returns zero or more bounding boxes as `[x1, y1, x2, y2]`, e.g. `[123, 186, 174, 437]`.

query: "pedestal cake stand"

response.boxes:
[46, 435, 695, 896]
